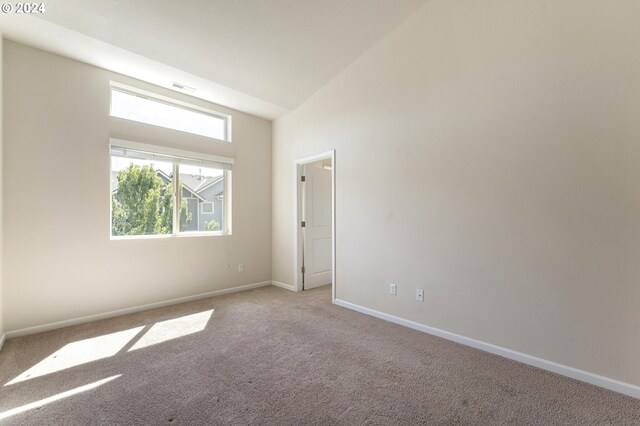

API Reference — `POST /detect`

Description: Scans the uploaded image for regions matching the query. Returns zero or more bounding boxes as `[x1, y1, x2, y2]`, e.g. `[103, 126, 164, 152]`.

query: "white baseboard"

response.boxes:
[334, 298, 640, 400]
[271, 280, 297, 292]
[0, 333, 5, 352]
[5, 281, 272, 340]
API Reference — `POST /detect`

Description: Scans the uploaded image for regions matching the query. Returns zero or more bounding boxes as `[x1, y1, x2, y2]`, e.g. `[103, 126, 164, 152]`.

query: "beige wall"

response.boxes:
[273, 0, 640, 386]
[3, 41, 272, 331]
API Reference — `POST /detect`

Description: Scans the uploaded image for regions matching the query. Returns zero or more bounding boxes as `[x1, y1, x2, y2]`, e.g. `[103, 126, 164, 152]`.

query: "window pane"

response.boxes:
[111, 157, 175, 237]
[111, 89, 227, 140]
[178, 164, 225, 233]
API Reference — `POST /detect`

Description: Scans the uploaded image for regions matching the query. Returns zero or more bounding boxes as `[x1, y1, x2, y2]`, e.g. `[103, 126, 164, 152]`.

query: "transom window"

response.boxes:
[110, 83, 231, 141]
[110, 140, 233, 238]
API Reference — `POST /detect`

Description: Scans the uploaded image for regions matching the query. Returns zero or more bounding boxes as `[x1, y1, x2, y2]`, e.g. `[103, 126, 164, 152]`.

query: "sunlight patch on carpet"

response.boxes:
[5, 327, 144, 385]
[0, 375, 121, 420]
[129, 309, 214, 351]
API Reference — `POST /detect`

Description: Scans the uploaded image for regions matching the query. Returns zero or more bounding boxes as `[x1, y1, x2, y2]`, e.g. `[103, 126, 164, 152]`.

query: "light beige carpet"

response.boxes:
[0, 285, 638, 425]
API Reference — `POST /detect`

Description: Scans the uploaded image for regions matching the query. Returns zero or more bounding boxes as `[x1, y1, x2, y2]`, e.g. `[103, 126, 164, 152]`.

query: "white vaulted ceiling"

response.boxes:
[1, 0, 427, 118]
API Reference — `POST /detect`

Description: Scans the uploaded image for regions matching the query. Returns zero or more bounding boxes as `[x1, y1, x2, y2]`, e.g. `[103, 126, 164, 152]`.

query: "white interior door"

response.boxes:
[303, 163, 332, 289]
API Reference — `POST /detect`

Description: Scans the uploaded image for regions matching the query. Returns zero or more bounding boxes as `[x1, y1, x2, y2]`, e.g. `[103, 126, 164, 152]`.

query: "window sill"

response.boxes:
[110, 231, 231, 241]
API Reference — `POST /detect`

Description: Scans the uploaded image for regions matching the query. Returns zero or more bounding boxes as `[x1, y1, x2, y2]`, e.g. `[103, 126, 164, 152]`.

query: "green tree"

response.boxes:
[205, 219, 221, 231]
[112, 164, 191, 236]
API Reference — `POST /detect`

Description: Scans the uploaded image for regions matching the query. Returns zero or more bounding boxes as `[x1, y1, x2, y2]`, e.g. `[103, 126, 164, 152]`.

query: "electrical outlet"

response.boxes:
[416, 289, 424, 302]
[389, 283, 397, 295]
[238, 264, 244, 272]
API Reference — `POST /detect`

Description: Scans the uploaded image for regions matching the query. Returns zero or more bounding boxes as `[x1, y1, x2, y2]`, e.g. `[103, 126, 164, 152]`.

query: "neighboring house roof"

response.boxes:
[194, 176, 224, 195]
[180, 174, 223, 195]
[112, 168, 223, 199]
[156, 170, 205, 202]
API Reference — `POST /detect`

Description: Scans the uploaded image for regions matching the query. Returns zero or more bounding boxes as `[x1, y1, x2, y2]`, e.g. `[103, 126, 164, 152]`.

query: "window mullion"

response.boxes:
[224, 170, 232, 234]
[173, 163, 180, 235]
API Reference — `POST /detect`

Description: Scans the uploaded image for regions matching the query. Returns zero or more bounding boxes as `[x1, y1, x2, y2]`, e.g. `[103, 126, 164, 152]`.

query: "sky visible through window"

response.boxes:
[111, 89, 226, 140]
[111, 157, 173, 193]
[179, 164, 223, 179]
[110, 158, 223, 191]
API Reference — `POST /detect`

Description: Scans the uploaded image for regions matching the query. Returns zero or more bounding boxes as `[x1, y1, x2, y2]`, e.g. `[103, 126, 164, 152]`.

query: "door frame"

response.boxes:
[294, 150, 336, 302]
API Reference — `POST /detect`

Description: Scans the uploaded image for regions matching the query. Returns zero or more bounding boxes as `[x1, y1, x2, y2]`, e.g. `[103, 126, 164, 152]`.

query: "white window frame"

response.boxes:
[200, 202, 214, 215]
[109, 82, 232, 142]
[109, 139, 233, 239]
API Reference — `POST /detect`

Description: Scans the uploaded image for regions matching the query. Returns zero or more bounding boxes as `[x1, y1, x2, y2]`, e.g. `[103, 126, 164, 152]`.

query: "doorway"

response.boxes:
[295, 151, 335, 302]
